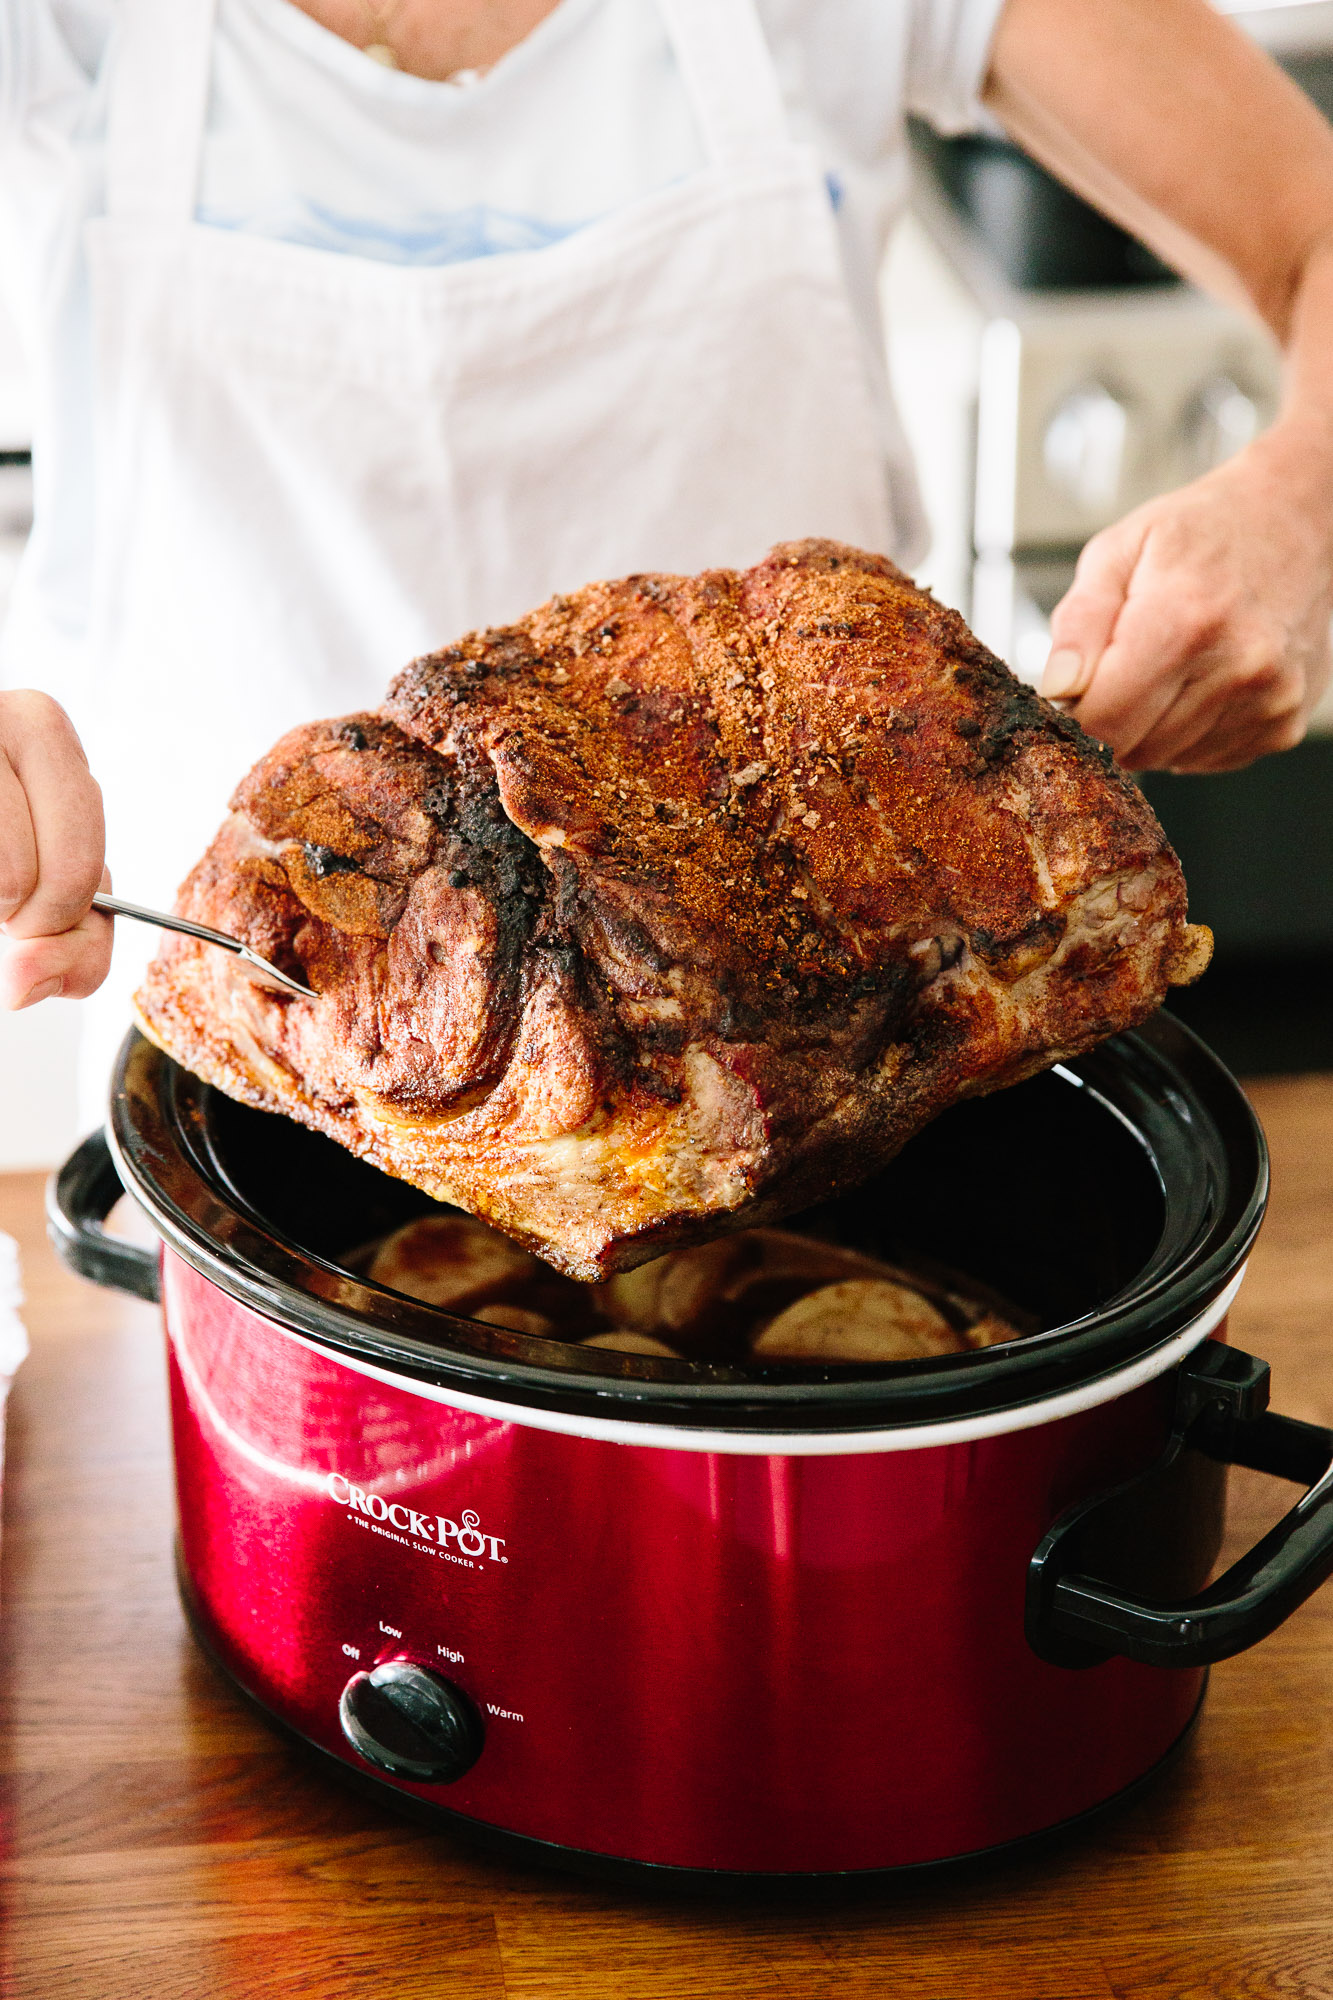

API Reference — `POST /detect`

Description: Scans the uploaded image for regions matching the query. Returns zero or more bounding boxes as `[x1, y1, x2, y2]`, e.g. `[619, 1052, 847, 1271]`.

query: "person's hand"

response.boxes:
[0, 690, 112, 1008]
[1041, 424, 1333, 772]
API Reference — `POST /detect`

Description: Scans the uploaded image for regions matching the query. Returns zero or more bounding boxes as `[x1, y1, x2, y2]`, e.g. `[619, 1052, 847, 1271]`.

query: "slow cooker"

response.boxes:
[49, 1018, 1333, 1883]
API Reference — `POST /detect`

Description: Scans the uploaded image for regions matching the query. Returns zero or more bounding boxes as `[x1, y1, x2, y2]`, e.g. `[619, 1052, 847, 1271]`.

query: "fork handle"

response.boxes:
[91, 892, 246, 957]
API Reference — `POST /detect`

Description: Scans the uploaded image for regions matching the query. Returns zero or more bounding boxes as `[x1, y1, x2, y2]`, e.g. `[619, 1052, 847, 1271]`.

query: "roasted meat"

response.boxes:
[135, 539, 1210, 1280]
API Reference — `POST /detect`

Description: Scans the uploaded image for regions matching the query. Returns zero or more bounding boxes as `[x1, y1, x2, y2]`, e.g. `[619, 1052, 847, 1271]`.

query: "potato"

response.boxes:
[473, 1303, 557, 1338]
[581, 1329, 683, 1358]
[366, 1214, 540, 1310]
[594, 1228, 899, 1350]
[594, 1257, 672, 1334]
[752, 1279, 964, 1363]
[965, 1312, 1021, 1349]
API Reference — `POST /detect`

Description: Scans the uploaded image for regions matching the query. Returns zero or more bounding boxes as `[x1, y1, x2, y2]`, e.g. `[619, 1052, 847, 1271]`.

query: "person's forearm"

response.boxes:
[1261, 230, 1333, 500]
[985, 0, 1333, 339]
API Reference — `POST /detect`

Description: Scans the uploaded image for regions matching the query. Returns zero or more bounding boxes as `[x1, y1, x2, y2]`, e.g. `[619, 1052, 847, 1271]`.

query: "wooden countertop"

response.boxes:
[4, 1078, 1333, 1999]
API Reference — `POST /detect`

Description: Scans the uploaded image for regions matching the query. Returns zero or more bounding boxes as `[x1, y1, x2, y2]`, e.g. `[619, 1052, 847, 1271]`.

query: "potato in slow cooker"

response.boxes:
[364, 1214, 591, 1340]
[357, 1215, 1022, 1364]
[594, 1229, 904, 1356]
[582, 1330, 683, 1357]
[751, 1278, 965, 1363]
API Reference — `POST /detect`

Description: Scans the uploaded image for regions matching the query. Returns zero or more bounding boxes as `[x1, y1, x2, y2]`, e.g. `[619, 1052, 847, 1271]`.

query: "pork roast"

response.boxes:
[134, 539, 1210, 1280]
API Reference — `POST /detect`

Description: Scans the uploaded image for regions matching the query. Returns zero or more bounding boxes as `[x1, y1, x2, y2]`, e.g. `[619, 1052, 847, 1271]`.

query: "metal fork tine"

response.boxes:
[91, 893, 316, 999]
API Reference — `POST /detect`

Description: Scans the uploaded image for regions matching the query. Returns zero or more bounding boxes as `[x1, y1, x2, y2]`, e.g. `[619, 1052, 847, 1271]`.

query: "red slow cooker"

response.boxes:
[49, 1017, 1333, 1884]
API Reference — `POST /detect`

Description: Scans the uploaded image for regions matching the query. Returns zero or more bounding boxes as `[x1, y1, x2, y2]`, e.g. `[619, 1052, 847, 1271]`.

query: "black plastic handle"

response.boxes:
[1027, 1340, 1333, 1670]
[47, 1128, 161, 1304]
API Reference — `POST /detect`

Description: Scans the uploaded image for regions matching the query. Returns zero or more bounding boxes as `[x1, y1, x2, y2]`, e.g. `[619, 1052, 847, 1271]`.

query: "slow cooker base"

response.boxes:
[179, 1569, 1209, 1894]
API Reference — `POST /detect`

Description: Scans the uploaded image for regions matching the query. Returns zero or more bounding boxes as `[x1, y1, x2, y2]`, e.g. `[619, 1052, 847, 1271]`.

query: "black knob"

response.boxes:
[339, 1661, 484, 1784]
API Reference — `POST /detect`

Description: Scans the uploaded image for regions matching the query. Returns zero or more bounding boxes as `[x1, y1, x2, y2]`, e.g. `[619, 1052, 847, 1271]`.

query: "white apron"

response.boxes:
[72, 0, 915, 1115]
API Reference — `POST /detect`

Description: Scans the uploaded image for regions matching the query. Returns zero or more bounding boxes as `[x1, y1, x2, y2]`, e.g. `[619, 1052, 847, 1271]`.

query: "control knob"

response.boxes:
[339, 1660, 484, 1783]
[1183, 371, 1264, 476]
[1042, 378, 1132, 515]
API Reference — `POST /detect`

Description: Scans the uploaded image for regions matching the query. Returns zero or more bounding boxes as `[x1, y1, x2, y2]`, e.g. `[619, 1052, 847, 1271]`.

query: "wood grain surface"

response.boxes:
[3, 1078, 1333, 1998]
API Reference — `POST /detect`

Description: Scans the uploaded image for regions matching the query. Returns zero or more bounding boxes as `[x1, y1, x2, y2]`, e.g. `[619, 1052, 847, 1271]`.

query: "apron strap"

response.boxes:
[106, 0, 217, 225]
[656, 0, 791, 162]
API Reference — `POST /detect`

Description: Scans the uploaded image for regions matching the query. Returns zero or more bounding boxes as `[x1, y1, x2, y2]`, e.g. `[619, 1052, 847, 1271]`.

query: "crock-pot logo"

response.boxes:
[325, 1474, 508, 1563]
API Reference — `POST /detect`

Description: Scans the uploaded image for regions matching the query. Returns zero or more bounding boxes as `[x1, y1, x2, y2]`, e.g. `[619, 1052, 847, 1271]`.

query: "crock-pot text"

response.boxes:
[325, 1475, 507, 1562]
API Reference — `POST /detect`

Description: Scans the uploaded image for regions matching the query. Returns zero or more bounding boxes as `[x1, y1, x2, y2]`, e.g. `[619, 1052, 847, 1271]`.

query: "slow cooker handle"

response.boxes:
[1027, 1339, 1333, 1670]
[46, 1128, 162, 1305]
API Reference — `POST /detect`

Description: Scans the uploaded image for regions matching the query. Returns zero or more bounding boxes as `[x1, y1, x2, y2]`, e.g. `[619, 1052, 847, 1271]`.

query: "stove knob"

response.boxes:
[1182, 371, 1264, 475]
[339, 1661, 484, 1784]
[1042, 379, 1131, 514]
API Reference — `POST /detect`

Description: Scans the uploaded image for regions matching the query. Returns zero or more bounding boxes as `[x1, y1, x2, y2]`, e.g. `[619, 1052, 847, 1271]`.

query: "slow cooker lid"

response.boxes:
[109, 1016, 1267, 1433]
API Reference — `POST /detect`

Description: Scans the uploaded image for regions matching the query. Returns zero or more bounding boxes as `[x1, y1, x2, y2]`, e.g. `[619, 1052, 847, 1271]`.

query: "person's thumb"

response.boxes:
[1041, 516, 1145, 706]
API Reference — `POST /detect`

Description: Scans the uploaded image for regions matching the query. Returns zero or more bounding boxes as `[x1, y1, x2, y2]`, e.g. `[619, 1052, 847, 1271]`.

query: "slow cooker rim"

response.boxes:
[109, 1018, 1268, 1434]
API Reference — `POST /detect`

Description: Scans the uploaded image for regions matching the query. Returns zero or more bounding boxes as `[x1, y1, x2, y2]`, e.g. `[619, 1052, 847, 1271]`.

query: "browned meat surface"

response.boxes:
[135, 539, 1210, 1280]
